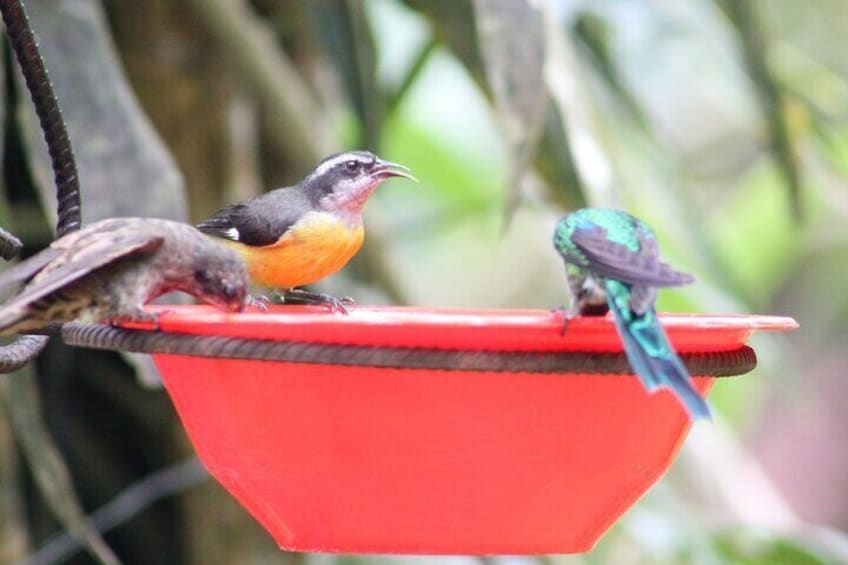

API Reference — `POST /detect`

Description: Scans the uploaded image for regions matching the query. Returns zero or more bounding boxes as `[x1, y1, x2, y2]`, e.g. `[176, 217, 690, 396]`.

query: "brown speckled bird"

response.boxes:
[0, 217, 248, 335]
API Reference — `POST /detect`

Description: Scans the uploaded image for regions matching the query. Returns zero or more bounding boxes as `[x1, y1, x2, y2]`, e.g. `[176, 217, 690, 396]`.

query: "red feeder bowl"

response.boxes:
[130, 307, 795, 554]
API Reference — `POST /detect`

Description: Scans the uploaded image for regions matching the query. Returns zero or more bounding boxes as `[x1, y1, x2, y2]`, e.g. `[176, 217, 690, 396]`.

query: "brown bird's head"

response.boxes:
[188, 246, 248, 313]
[303, 151, 416, 217]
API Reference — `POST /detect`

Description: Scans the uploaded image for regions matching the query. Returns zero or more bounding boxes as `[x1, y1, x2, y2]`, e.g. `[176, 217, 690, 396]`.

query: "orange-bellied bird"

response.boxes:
[0, 217, 248, 335]
[196, 151, 415, 312]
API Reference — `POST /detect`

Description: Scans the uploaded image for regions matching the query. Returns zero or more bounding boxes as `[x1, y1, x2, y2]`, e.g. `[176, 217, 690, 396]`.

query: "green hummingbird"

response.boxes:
[552, 208, 710, 420]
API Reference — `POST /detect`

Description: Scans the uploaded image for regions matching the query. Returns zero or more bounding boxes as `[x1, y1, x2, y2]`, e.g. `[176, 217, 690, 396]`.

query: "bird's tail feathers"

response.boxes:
[607, 285, 711, 420]
[651, 352, 712, 420]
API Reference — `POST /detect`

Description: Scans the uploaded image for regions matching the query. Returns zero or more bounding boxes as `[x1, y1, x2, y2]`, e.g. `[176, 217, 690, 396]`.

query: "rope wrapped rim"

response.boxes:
[61, 322, 758, 376]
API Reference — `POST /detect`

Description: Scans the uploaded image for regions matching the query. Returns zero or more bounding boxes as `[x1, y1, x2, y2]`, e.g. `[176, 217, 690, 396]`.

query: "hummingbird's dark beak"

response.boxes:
[372, 159, 417, 183]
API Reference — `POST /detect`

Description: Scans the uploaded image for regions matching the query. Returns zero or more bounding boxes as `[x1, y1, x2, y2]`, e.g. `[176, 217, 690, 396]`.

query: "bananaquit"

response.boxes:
[197, 151, 415, 311]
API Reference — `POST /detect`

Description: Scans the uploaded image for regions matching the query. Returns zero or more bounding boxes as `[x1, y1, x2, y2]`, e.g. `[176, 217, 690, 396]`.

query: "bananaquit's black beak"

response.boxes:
[372, 159, 418, 183]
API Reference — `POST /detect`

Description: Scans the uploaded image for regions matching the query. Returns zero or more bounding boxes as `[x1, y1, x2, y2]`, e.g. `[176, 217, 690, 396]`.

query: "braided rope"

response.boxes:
[61, 323, 757, 376]
[0, 226, 22, 260]
[1, 0, 81, 236]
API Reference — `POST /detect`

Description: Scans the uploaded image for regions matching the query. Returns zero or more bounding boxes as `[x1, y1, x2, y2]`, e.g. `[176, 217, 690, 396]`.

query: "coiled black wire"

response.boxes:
[0, 0, 83, 372]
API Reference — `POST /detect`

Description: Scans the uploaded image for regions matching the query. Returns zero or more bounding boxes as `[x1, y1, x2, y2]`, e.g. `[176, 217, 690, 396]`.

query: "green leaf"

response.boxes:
[718, 0, 803, 220]
[310, 0, 382, 149]
[473, 0, 548, 225]
[714, 531, 834, 565]
[534, 101, 587, 211]
[708, 160, 800, 307]
[402, 0, 488, 91]
[571, 11, 649, 131]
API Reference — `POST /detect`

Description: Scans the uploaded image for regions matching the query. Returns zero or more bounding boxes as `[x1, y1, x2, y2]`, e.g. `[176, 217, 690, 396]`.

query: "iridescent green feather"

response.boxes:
[552, 208, 709, 420]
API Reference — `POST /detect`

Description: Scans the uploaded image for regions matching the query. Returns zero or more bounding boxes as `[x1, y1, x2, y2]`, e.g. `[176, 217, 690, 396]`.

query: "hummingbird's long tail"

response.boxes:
[606, 281, 711, 420]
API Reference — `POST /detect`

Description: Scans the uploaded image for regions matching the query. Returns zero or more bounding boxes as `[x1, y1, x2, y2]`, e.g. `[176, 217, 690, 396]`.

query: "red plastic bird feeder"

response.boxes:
[92, 307, 795, 554]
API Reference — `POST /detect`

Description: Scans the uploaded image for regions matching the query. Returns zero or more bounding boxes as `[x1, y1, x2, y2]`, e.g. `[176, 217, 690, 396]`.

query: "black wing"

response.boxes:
[571, 225, 694, 288]
[197, 188, 311, 247]
[9, 229, 163, 307]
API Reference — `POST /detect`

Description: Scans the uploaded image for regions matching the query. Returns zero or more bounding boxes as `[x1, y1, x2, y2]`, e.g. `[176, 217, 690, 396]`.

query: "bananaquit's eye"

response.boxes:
[344, 160, 360, 173]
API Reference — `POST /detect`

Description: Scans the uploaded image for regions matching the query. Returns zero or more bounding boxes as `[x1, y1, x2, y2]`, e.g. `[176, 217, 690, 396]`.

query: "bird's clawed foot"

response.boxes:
[280, 288, 355, 314]
[246, 294, 271, 311]
[549, 305, 578, 336]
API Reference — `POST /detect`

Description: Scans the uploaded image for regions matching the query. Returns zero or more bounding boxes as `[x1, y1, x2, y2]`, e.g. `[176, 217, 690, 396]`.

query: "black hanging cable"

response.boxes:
[0, 0, 81, 236]
[0, 225, 21, 259]
[0, 0, 83, 373]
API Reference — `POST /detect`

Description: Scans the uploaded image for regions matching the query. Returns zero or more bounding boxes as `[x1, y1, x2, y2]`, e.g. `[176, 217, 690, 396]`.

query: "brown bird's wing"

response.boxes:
[9, 231, 164, 307]
[197, 188, 312, 247]
[571, 225, 694, 287]
[0, 247, 64, 297]
[0, 217, 135, 296]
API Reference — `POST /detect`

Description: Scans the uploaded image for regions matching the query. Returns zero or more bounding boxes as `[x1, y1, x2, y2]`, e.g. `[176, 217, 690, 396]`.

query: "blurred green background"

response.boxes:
[0, 0, 846, 563]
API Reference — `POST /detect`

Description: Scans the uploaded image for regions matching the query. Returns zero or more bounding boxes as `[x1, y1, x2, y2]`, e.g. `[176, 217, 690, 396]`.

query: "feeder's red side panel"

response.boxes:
[156, 357, 712, 554]
[146, 308, 795, 554]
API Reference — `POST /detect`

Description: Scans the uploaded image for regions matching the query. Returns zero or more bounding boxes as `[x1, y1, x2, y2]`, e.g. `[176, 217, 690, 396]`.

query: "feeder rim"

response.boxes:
[60, 323, 757, 377]
[125, 305, 800, 332]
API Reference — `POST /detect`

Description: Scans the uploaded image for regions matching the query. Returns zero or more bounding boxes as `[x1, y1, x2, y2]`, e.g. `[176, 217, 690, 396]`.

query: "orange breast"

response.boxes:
[226, 213, 364, 289]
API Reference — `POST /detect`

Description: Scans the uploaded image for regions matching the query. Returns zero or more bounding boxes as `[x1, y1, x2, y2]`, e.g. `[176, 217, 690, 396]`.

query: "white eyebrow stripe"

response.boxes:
[309, 153, 372, 179]
[312, 155, 348, 178]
